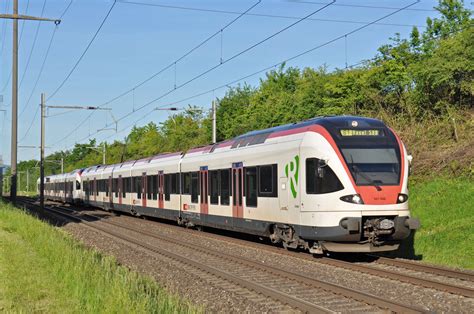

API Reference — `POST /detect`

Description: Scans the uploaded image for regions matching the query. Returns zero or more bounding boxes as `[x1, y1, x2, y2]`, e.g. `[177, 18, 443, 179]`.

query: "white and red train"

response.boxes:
[40, 116, 419, 254]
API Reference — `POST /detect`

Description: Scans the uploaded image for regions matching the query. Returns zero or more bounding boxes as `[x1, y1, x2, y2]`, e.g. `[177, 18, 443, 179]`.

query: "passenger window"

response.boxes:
[306, 158, 344, 194]
[245, 167, 257, 207]
[220, 169, 230, 205]
[209, 170, 219, 205]
[182, 173, 191, 194]
[125, 177, 130, 195]
[113, 179, 117, 197]
[171, 174, 178, 194]
[147, 176, 153, 199]
[258, 164, 277, 197]
[151, 175, 158, 200]
[135, 177, 142, 199]
[164, 174, 171, 201]
[191, 172, 199, 203]
[76, 180, 81, 190]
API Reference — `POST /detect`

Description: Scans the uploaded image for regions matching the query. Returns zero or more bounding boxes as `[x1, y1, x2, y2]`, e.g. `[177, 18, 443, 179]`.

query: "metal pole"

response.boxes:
[212, 100, 217, 144]
[40, 93, 45, 210]
[61, 157, 64, 173]
[103, 143, 106, 165]
[10, 0, 18, 203]
[26, 169, 29, 192]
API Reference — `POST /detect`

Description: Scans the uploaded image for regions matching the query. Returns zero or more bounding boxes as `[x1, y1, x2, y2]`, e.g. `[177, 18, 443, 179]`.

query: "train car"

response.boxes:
[40, 169, 83, 203]
[41, 116, 420, 254]
[81, 165, 103, 207]
[65, 169, 83, 203]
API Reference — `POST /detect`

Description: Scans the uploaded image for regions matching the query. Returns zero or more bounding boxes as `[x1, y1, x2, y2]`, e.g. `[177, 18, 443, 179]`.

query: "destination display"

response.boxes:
[340, 129, 381, 136]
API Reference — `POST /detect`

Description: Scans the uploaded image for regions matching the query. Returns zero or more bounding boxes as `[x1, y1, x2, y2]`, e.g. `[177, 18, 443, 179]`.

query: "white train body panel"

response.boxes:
[41, 116, 419, 253]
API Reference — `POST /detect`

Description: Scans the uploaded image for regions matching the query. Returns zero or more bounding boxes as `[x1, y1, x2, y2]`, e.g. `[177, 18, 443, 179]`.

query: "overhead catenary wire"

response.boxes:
[88, 1, 421, 147]
[18, 27, 57, 123]
[18, 105, 39, 143]
[0, 0, 11, 57]
[118, 0, 427, 28]
[286, 0, 435, 12]
[46, 0, 117, 101]
[18, 0, 47, 90]
[20, 27, 57, 136]
[92, 1, 336, 127]
[1, 0, 30, 93]
[59, 0, 73, 20]
[55, 0, 336, 148]
[20, 0, 74, 121]
[17, 27, 58, 145]
[51, 0, 264, 146]
[101, 0, 262, 108]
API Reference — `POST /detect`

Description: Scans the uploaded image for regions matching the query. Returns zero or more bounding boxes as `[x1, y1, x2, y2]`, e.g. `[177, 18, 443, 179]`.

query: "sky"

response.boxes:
[0, 0, 471, 165]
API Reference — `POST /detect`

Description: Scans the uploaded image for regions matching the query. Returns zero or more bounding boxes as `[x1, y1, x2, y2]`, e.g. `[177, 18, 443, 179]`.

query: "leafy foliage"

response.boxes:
[4, 0, 472, 193]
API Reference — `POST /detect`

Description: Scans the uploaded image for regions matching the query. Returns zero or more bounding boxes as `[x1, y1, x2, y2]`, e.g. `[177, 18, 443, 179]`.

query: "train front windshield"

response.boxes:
[341, 147, 400, 186]
[328, 126, 402, 187]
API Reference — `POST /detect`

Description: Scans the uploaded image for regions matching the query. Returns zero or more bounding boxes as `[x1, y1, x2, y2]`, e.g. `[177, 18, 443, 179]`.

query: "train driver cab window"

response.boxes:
[306, 158, 344, 194]
[245, 167, 257, 207]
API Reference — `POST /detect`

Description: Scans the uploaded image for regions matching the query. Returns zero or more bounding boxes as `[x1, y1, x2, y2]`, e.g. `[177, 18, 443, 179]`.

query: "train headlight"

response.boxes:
[340, 194, 364, 204]
[397, 193, 408, 203]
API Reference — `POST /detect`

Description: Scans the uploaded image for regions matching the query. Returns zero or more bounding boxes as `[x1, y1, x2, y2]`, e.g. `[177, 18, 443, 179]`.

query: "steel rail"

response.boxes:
[77, 201, 473, 295]
[18, 200, 333, 314]
[372, 256, 474, 282]
[50, 203, 426, 313]
[317, 258, 474, 298]
[19, 198, 474, 300]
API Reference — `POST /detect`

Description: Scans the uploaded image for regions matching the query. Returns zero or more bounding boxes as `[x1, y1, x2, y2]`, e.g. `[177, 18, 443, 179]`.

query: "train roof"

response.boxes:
[236, 116, 386, 139]
[49, 115, 388, 176]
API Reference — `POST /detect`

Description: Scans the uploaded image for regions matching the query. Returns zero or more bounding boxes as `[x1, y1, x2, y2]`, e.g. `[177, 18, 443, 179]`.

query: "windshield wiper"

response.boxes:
[352, 164, 382, 191]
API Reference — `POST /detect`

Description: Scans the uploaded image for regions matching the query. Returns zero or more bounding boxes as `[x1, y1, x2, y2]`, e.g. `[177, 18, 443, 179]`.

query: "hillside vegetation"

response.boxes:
[405, 178, 474, 269]
[6, 0, 471, 189]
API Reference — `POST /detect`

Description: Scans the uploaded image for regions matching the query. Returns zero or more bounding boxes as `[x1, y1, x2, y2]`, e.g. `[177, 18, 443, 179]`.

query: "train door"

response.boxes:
[118, 175, 122, 205]
[141, 172, 147, 208]
[232, 163, 244, 219]
[199, 167, 208, 215]
[158, 171, 164, 208]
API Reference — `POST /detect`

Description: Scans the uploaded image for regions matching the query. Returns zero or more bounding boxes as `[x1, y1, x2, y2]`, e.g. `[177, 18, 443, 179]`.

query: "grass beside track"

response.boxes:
[0, 202, 198, 313]
[400, 177, 474, 269]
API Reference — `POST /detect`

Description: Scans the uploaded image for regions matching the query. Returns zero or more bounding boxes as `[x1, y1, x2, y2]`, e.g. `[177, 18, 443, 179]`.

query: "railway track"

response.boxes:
[370, 255, 474, 282]
[67, 200, 473, 298]
[23, 198, 474, 298]
[19, 198, 426, 313]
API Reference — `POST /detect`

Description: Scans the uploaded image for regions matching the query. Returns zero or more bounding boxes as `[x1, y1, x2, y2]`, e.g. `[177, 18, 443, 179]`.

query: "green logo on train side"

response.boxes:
[285, 155, 300, 199]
